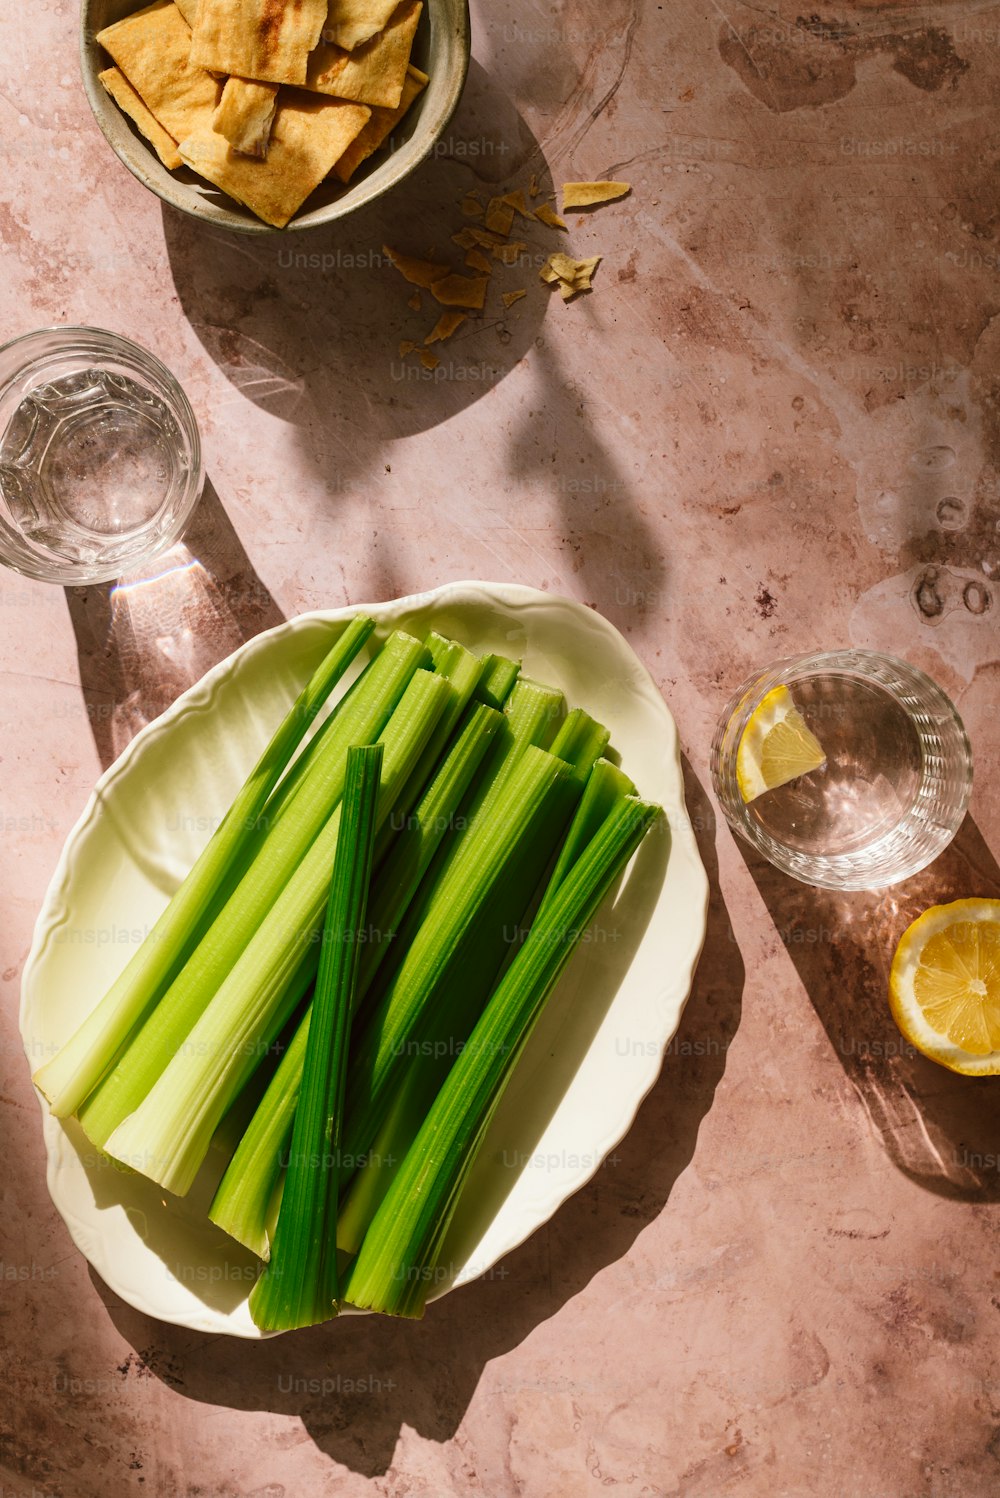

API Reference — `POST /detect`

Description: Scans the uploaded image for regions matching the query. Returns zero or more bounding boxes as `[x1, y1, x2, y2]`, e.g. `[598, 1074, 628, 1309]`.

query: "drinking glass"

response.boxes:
[0, 327, 203, 585]
[710, 649, 973, 890]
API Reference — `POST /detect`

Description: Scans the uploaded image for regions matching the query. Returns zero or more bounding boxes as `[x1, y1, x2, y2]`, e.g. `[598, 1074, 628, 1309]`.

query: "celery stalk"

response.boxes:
[339, 745, 576, 1173]
[539, 759, 634, 918]
[346, 795, 662, 1317]
[209, 1003, 310, 1258]
[34, 616, 375, 1117]
[77, 630, 426, 1149]
[208, 700, 503, 1256]
[249, 744, 383, 1331]
[101, 669, 452, 1196]
[372, 634, 482, 866]
[472, 654, 521, 709]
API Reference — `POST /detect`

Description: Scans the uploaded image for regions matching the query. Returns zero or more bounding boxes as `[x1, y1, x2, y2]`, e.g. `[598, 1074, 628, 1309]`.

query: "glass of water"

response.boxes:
[0, 327, 203, 585]
[710, 649, 974, 890]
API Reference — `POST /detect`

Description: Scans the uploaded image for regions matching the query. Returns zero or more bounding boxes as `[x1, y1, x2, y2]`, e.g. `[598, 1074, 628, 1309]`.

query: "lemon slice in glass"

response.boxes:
[735, 684, 827, 803]
[889, 898, 1000, 1075]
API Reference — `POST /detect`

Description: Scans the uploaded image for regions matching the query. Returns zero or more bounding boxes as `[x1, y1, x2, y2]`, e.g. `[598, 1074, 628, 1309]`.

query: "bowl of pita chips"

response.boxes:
[81, 0, 469, 230]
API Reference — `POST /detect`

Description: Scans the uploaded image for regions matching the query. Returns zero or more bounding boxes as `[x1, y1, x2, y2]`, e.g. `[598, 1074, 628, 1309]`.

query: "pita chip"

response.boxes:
[99, 66, 182, 170]
[429, 273, 488, 310]
[534, 202, 567, 230]
[191, 0, 327, 84]
[213, 77, 279, 156]
[424, 309, 465, 344]
[173, 0, 200, 25]
[384, 245, 449, 288]
[179, 92, 370, 226]
[329, 63, 426, 183]
[98, 2, 220, 142]
[305, 0, 421, 108]
[561, 180, 631, 209]
[323, 0, 400, 49]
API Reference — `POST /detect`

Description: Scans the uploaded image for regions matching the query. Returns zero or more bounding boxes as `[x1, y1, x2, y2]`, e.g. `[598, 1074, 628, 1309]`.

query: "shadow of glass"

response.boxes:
[98, 755, 742, 1478]
[161, 59, 551, 479]
[733, 811, 1000, 1201]
[64, 478, 285, 770]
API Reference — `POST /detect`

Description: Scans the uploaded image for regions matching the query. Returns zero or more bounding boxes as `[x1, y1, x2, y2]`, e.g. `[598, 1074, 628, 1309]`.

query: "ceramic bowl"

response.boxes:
[80, 0, 470, 233]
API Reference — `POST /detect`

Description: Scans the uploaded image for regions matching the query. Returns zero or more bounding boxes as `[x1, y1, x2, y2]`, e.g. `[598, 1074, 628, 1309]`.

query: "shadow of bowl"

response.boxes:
[80, 0, 470, 233]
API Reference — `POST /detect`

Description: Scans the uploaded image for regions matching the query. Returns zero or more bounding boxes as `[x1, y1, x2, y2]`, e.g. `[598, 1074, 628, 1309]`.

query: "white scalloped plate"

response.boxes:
[20, 581, 707, 1336]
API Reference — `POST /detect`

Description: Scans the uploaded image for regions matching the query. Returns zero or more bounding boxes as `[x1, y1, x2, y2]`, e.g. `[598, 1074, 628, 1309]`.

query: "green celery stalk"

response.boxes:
[208, 700, 503, 1257]
[77, 630, 426, 1149]
[472, 654, 521, 708]
[101, 668, 452, 1196]
[210, 1002, 310, 1258]
[548, 708, 610, 778]
[339, 744, 576, 1174]
[346, 794, 662, 1317]
[34, 616, 375, 1118]
[249, 744, 383, 1331]
[539, 759, 634, 919]
[372, 633, 482, 866]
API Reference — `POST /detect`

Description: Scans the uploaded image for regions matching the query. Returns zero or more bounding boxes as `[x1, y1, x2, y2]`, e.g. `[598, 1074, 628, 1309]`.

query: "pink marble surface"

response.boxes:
[2, 0, 1000, 1494]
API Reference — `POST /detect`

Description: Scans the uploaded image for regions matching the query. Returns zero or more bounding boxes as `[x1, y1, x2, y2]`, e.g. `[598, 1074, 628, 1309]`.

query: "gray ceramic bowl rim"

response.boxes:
[80, 0, 471, 234]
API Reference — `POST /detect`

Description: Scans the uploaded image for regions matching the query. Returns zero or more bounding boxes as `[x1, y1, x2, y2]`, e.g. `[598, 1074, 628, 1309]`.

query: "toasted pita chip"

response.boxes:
[450, 228, 478, 250]
[212, 77, 278, 156]
[399, 339, 417, 355]
[329, 63, 425, 182]
[501, 189, 531, 219]
[430, 273, 488, 310]
[420, 350, 439, 370]
[464, 247, 491, 274]
[502, 289, 526, 307]
[98, 2, 220, 141]
[484, 198, 514, 236]
[180, 93, 370, 226]
[425, 310, 465, 344]
[460, 194, 483, 219]
[191, 0, 327, 84]
[534, 202, 567, 230]
[539, 252, 602, 300]
[99, 65, 182, 170]
[323, 0, 400, 49]
[174, 0, 200, 25]
[384, 245, 449, 288]
[561, 180, 630, 209]
[465, 226, 506, 249]
[306, 0, 421, 108]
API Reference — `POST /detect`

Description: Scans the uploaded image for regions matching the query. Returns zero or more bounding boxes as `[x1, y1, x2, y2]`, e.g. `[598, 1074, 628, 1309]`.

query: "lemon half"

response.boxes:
[889, 898, 1000, 1075]
[735, 685, 827, 803]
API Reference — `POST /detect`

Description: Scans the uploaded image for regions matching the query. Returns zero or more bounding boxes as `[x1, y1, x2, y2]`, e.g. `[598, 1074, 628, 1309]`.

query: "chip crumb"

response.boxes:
[450, 228, 479, 250]
[484, 198, 515, 236]
[528, 174, 540, 197]
[398, 339, 417, 356]
[465, 247, 492, 274]
[425, 310, 467, 345]
[502, 289, 526, 308]
[561, 180, 631, 209]
[460, 193, 483, 218]
[419, 349, 440, 370]
[384, 246, 451, 288]
[533, 202, 567, 231]
[539, 252, 602, 300]
[501, 189, 532, 219]
[407, 292, 421, 311]
[430, 273, 489, 309]
[492, 240, 527, 266]
[466, 226, 507, 249]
